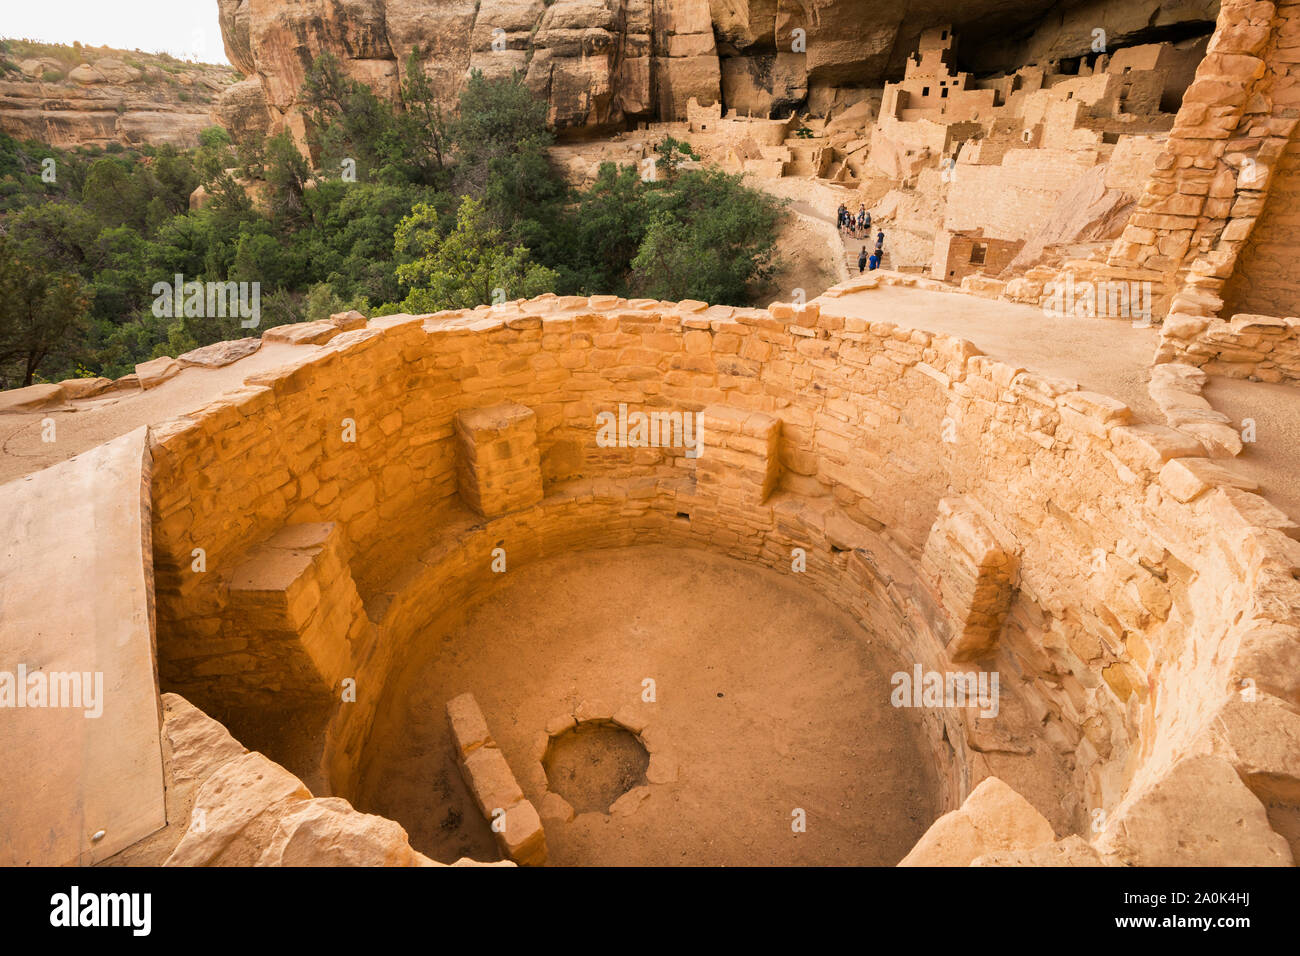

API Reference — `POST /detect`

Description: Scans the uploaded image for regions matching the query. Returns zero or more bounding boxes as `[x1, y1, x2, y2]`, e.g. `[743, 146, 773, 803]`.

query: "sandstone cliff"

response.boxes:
[0, 41, 238, 148]
[216, 0, 1222, 141]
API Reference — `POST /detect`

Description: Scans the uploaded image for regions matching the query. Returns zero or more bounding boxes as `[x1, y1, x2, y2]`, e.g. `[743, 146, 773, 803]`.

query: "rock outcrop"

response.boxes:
[214, 0, 1222, 140]
[109, 693, 499, 866]
[0, 44, 238, 148]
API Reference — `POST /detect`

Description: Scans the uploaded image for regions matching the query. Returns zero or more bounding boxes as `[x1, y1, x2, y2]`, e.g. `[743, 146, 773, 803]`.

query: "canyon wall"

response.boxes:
[215, 0, 1223, 140]
[0, 48, 236, 148]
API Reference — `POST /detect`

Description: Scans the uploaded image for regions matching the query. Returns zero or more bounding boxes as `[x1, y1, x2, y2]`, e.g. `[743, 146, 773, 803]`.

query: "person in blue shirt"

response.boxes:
[868, 252, 880, 271]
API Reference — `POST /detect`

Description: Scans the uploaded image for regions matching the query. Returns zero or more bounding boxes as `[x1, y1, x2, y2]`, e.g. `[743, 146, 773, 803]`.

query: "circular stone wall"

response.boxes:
[144, 294, 1300, 866]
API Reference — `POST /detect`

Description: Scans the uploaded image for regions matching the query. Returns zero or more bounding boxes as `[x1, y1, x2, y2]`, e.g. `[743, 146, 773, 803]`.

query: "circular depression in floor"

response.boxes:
[543, 721, 650, 813]
[354, 544, 943, 865]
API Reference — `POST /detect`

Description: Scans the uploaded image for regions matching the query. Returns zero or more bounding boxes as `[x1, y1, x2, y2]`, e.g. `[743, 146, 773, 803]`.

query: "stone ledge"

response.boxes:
[446, 693, 547, 866]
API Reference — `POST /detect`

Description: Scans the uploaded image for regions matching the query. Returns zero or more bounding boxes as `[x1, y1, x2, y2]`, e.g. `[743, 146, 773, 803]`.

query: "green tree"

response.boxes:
[544, 161, 646, 295]
[448, 70, 565, 236]
[629, 168, 783, 304]
[302, 53, 400, 184]
[194, 127, 251, 213]
[395, 47, 449, 184]
[395, 196, 556, 312]
[0, 236, 94, 386]
[82, 157, 144, 229]
[652, 136, 699, 182]
[263, 132, 311, 228]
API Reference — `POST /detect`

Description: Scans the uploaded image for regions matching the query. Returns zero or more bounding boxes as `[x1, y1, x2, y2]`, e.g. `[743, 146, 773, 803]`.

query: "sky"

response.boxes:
[3, 0, 232, 65]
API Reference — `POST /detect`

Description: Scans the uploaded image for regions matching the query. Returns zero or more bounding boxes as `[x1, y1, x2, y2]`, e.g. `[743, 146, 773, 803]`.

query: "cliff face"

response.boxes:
[0, 44, 238, 149]
[217, 0, 1222, 139]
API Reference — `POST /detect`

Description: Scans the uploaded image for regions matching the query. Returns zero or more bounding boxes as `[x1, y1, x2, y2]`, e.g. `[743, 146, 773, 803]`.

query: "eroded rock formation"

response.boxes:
[214, 0, 1223, 139]
[0, 49, 237, 148]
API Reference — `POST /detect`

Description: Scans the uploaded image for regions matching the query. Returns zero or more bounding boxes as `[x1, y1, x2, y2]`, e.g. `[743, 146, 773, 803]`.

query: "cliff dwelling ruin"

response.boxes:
[1, 0, 1299, 881]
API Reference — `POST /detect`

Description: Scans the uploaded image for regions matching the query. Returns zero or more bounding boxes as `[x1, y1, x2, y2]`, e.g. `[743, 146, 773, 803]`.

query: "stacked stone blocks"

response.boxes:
[454, 402, 545, 519]
[696, 404, 781, 502]
[446, 692, 547, 866]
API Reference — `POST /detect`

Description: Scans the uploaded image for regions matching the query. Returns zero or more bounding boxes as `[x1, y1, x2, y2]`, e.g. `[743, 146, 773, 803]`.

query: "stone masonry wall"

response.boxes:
[146, 293, 1300, 859]
[1159, 310, 1300, 381]
[1103, 0, 1300, 319]
[1222, 131, 1300, 315]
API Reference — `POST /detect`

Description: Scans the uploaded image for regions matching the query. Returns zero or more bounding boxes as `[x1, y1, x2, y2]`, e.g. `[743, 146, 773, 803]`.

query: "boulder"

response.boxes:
[0, 383, 66, 414]
[256, 798, 435, 866]
[1096, 755, 1293, 866]
[899, 777, 1056, 866]
[973, 834, 1107, 866]
[135, 356, 184, 390]
[178, 337, 263, 369]
[262, 321, 342, 346]
[164, 752, 311, 866]
[59, 377, 113, 400]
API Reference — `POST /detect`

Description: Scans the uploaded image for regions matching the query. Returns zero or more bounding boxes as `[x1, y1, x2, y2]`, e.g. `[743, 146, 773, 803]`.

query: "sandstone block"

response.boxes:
[462, 746, 525, 817]
[446, 692, 493, 756]
[136, 356, 183, 390]
[697, 404, 781, 503]
[263, 321, 342, 346]
[539, 791, 575, 823]
[499, 799, 547, 867]
[1110, 425, 1206, 474]
[454, 402, 544, 518]
[1096, 755, 1292, 866]
[899, 778, 1056, 866]
[1231, 623, 1300, 708]
[1159, 458, 1259, 502]
[179, 337, 262, 368]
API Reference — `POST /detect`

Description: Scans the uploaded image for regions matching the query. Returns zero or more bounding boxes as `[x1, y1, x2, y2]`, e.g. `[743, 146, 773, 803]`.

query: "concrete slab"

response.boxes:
[0, 426, 166, 864]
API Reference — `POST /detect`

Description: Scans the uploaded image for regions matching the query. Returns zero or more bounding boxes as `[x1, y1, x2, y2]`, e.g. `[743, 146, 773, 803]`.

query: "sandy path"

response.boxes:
[0, 343, 309, 486]
[829, 286, 1163, 421]
[1204, 377, 1300, 521]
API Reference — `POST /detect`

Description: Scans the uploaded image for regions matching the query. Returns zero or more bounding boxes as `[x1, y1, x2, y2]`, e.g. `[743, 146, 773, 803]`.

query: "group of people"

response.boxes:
[838, 203, 871, 238]
[839, 202, 886, 271]
[857, 231, 886, 273]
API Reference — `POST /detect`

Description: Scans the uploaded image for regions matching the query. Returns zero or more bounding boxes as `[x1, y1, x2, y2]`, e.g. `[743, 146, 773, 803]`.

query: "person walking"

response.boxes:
[869, 251, 880, 271]
[858, 245, 868, 274]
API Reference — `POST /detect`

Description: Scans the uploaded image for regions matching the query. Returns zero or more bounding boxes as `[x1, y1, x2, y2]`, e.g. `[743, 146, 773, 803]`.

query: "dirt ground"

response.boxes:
[352, 545, 942, 866]
[1204, 376, 1300, 521]
[829, 286, 1163, 421]
[0, 342, 303, 485]
[544, 723, 650, 814]
[752, 205, 844, 306]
